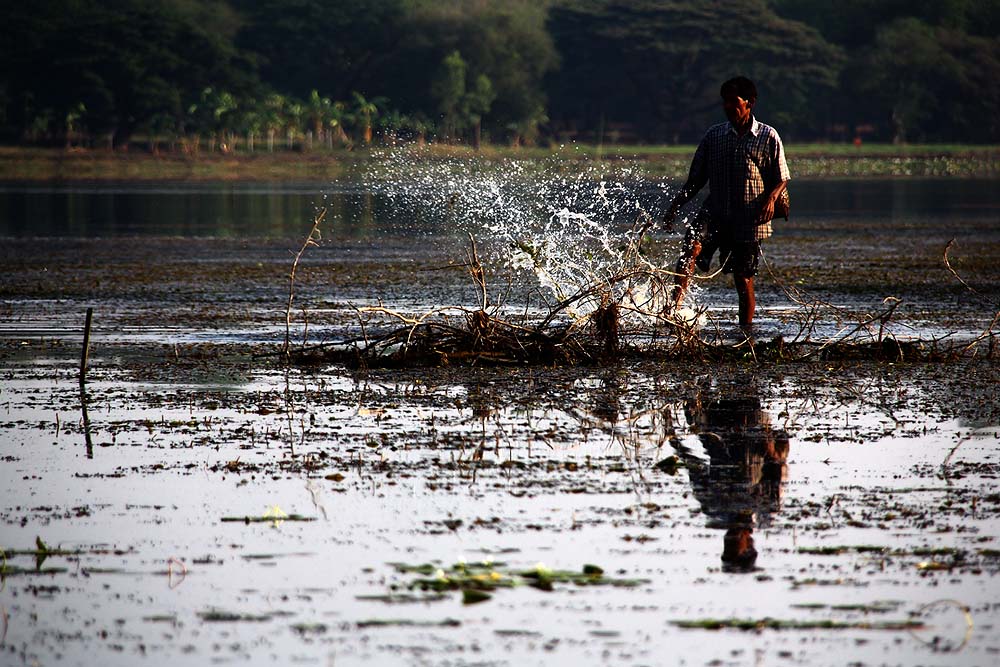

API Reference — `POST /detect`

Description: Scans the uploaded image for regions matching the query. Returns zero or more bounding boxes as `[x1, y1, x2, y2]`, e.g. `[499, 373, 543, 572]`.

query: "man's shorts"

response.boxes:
[695, 235, 719, 271]
[681, 208, 761, 277]
[718, 241, 761, 278]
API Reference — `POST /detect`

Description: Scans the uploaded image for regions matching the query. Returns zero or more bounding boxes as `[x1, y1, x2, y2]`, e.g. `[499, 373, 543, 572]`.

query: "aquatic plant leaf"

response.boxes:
[462, 589, 492, 604]
[672, 617, 924, 631]
[356, 618, 461, 629]
[198, 609, 273, 622]
[34, 536, 50, 571]
[388, 562, 439, 575]
[220, 511, 315, 525]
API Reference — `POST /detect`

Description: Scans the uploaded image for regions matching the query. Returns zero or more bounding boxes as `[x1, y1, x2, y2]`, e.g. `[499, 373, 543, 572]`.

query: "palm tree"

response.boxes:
[351, 92, 382, 144]
[188, 87, 238, 152]
[285, 101, 303, 149]
[241, 108, 263, 153]
[65, 102, 87, 149]
[327, 101, 351, 148]
[262, 94, 287, 152]
[214, 90, 238, 152]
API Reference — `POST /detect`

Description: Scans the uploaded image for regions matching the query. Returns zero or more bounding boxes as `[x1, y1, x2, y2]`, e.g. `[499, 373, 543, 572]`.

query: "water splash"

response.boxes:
[365, 145, 701, 322]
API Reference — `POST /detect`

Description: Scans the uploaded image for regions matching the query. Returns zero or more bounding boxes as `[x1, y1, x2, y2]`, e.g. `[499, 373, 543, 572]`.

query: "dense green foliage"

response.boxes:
[1, 0, 997, 148]
[546, 0, 842, 142]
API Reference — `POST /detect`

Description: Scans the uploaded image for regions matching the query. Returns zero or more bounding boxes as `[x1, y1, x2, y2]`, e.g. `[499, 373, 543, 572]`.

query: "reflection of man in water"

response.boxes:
[676, 380, 789, 570]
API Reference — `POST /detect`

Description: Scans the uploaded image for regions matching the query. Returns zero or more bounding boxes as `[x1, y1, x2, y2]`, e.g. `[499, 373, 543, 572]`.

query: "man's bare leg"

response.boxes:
[669, 240, 701, 310]
[734, 275, 755, 326]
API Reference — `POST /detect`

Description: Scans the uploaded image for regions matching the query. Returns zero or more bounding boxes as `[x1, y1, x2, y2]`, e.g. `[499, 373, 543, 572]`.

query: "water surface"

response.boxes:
[1, 172, 999, 667]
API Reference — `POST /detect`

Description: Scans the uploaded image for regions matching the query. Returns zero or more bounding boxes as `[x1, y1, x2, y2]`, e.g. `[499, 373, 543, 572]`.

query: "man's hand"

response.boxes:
[663, 198, 683, 233]
[757, 196, 775, 225]
[757, 180, 788, 225]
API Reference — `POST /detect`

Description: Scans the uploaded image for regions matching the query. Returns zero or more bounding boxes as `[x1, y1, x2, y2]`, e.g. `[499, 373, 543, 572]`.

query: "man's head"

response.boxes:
[721, 76, 757, 127]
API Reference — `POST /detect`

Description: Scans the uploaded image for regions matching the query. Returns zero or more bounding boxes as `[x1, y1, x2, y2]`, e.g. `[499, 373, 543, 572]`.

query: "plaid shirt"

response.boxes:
[686, 117, 790, 241]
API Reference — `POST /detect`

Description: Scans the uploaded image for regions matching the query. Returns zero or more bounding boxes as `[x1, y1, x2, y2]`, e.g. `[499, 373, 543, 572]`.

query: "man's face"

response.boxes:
[722, 92, 753, 127]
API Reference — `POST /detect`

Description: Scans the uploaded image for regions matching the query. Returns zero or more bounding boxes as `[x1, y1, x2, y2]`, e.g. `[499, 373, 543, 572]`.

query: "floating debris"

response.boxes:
[386, 559, 648, 603]
[672, 617, 924, 631]
[356, 618, 462, 629]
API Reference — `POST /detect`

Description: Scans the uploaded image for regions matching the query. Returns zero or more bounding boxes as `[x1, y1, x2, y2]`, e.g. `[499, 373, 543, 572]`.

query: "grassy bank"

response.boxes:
[1, 143, 998, 182]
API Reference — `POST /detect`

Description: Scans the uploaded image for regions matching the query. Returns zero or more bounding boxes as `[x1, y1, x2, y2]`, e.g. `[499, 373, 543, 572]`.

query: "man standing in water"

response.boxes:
[663, 76, 790, 335]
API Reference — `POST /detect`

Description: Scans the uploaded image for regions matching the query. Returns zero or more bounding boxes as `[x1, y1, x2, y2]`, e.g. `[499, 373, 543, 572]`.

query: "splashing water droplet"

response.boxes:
[364, 146, 702, 323]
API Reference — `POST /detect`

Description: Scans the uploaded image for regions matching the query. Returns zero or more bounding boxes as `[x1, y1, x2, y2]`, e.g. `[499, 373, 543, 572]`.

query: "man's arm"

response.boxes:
[757, 179, 788, 224]
[757, 132, 791, 224]
[663, 138, 709, 231]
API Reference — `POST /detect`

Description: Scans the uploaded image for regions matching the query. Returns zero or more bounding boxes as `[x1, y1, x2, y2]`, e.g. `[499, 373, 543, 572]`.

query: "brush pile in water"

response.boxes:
[288, 236, 998, 368]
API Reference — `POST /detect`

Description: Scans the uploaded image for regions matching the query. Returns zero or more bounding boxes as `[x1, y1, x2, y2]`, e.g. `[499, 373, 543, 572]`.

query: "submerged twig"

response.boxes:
[942, 238, 978, 295]
[283, 208, 327, 361]
[908, 599, 974, 651]
[167, 557, 187, 590]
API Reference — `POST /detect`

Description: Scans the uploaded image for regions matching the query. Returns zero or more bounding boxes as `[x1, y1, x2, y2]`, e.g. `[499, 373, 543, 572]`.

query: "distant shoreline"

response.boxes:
[1, 144, 997, 182]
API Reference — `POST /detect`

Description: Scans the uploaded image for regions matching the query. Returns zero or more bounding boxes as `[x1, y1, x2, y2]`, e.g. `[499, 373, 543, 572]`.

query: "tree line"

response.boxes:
[1, 0, 998, 150]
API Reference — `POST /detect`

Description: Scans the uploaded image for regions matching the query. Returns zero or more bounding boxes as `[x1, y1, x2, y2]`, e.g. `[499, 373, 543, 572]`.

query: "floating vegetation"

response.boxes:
[355, 593, 451, 604]
[143, 615, 179, 623]
[197, 609, 275, 623]
[796, 545, 967, 557]
[672, 617, 925, 632]
[220, 506, 315, 525]
[789, 577, 870, 589]
[0, 564, 69, 577]
[291, 623, 328, 635]
[387, 560, 646, 604]
[797, 545, 888, 555]
[356, 618, 462, 629]
[794, 544, 999, 572]
[0, 537, 132, 577]
[791, 601, 903, 614]
[220, 514, 315, 524]
[2, 537, 80, 572]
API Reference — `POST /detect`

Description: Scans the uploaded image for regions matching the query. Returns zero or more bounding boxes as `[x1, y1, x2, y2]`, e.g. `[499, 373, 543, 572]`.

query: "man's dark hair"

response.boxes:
[721, 76, 757, 103]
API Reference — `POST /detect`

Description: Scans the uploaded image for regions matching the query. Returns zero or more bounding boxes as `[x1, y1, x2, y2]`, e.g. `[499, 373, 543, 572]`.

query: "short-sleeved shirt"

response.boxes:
[686, 117, 790, 242]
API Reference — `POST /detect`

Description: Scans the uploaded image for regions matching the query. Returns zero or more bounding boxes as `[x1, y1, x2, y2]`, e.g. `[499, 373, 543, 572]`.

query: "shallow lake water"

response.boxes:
[1, 169, 999, 666]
